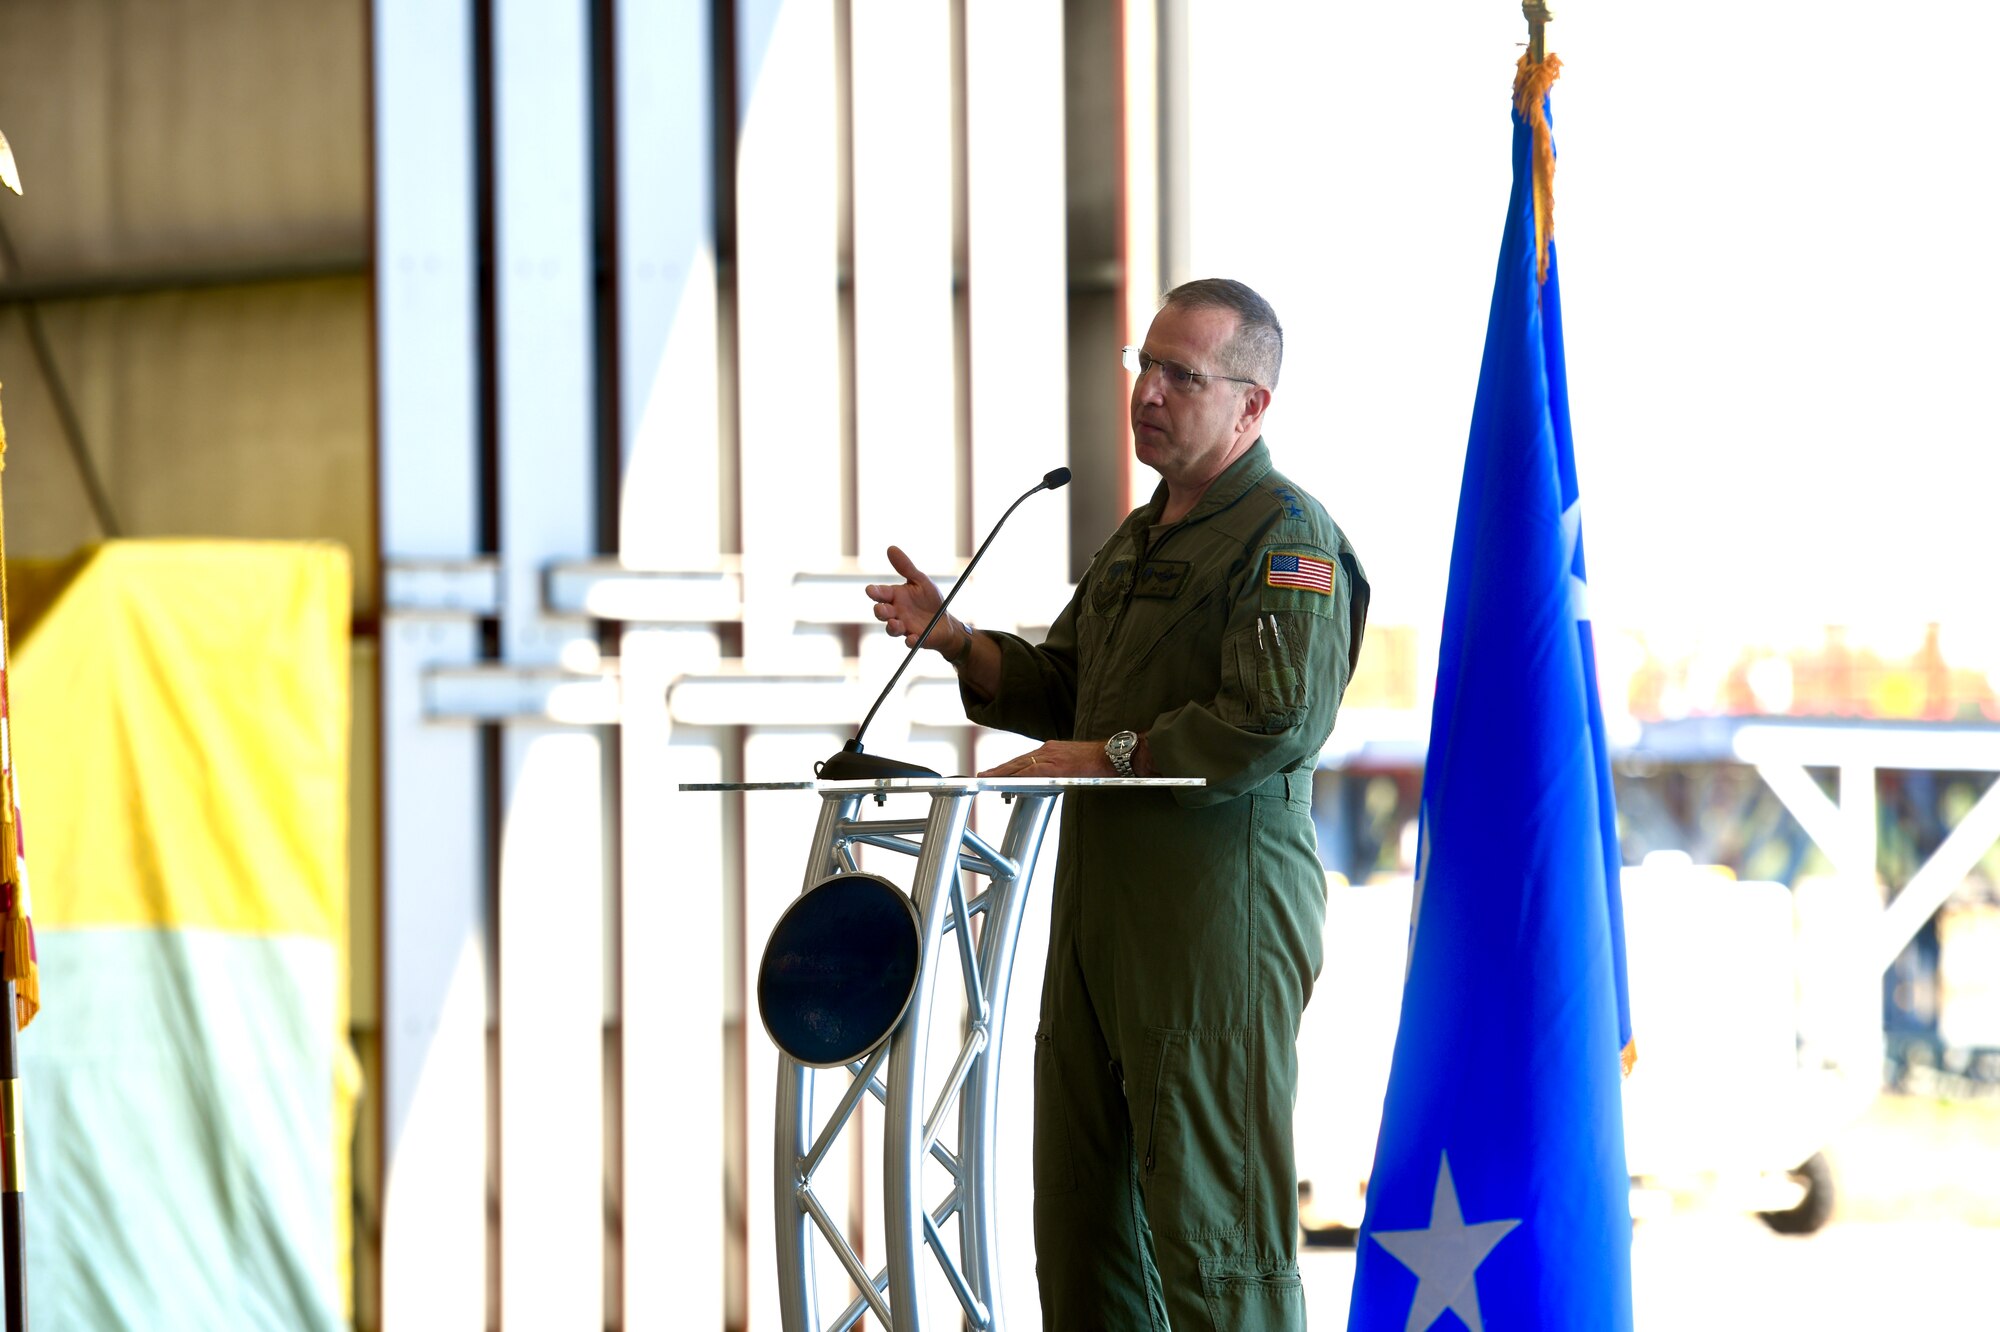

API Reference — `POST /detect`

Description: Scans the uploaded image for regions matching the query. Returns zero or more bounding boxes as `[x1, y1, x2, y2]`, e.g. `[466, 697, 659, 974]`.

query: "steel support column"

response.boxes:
[373, 2, 488, 1327]
[492, 3, 606, 1327]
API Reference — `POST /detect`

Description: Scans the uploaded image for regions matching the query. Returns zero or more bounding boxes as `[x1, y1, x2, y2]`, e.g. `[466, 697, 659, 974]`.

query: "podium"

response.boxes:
[684, 777, 1202, 1332]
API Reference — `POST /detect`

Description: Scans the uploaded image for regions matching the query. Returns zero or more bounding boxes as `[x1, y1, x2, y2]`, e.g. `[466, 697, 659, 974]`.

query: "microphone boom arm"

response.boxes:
[817, 466, 1070, 780]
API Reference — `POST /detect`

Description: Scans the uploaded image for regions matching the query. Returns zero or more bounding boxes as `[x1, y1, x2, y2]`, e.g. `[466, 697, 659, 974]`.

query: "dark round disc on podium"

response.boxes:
[758, 872, 923, 1068]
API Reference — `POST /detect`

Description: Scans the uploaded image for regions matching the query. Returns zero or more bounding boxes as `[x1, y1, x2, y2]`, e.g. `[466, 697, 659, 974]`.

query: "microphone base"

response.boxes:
[816, 746, 942, 782]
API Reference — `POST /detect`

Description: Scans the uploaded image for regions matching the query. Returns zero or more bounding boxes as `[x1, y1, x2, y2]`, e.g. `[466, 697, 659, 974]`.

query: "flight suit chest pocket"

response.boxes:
[1080, 557, 1225, 680]
[1138, 1026, 1250, 1241]
[1075, 557, 1136, 643]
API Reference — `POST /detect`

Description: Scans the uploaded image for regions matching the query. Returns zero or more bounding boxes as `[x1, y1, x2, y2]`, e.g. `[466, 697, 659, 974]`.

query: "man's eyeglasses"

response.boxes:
[1122, 345, 1260, 393]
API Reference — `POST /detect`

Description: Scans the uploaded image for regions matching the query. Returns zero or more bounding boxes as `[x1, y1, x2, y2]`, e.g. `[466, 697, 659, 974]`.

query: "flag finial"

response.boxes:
[1523, 1, 1553, 65]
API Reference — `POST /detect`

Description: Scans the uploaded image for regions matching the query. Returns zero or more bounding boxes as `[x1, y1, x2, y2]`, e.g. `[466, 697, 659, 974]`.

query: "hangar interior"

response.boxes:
[0, 2, 1200, 1328]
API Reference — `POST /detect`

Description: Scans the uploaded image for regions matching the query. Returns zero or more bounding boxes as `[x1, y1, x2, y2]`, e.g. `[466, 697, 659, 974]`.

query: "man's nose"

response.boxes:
[1132, 363, 1165, 405]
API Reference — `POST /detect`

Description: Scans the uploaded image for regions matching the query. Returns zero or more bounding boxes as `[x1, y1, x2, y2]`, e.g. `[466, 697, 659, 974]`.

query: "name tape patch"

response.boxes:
[1133, 560, 1191, 598]
[1266, 552, 1334, 595]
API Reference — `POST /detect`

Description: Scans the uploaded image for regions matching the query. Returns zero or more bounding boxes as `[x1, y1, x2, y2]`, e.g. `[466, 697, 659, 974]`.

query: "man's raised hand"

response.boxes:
[865, 546, 950, 649]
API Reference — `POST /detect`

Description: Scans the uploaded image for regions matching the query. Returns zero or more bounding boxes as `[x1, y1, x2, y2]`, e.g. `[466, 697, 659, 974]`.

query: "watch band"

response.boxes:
[944, 621, 977, 667]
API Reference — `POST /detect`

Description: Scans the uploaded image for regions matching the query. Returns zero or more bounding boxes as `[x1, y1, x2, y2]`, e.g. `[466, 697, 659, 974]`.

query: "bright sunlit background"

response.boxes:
[1190, 0, 2000, 637]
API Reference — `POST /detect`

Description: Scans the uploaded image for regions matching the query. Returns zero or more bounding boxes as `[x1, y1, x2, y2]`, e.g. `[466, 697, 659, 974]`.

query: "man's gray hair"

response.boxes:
[1161, 277, 1283, 390]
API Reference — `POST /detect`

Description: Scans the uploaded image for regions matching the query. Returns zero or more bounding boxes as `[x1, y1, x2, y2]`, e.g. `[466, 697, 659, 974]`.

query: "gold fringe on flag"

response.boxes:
[1512, 53, 1562, 286]
[0, 386, 39, 1029]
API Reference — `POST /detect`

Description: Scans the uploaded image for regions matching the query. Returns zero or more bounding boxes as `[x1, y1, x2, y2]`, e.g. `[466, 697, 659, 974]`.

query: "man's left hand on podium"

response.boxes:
[979, 736, 1151, 779]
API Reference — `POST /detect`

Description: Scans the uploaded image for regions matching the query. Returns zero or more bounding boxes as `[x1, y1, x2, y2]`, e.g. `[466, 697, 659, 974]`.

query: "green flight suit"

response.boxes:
[963, 439, 1369, 1331]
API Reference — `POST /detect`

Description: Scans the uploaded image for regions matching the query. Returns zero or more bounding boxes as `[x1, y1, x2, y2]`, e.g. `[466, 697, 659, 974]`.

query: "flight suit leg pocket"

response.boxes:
[1199, 1259, 1306, 1332]
[1032, 1025, 1078, 1197]
[1138, 1026, 1249, 1240]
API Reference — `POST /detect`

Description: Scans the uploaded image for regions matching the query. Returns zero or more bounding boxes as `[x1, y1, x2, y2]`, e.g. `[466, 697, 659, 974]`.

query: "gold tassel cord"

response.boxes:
[1512, 53, 1562, 286]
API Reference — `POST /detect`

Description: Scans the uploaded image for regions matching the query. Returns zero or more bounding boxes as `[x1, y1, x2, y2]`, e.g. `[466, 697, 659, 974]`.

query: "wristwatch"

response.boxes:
[944, 620, 977, 668]
[1104, 730, 1139, 777]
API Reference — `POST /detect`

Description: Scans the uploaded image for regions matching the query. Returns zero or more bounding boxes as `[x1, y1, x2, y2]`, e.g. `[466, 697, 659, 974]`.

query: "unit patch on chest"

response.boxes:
[1132, 560, 1192, 599]
[1092, 560, 1134, 614]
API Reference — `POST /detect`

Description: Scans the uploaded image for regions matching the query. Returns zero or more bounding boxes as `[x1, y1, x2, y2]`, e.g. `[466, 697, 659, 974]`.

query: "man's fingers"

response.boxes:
[885, 544, 934, 594]
[977, 748, 1044, 778]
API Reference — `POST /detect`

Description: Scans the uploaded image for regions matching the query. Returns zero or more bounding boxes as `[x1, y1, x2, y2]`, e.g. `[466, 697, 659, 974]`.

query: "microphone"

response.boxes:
[817, 466, 1073, 781]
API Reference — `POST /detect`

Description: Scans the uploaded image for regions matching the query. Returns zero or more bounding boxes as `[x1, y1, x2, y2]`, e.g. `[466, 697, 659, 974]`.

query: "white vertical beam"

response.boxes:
[372, 2, 488, 1327]
[616, 0, 722, 568]
[849, 0, 954, 765]
[1156, 0, 1191, 291]
[851, 0, 955, 567]
[966, 0, 1070, 601]
[612, 4, 727, 1329]
[735, 0, 843, 671]
[735, 4, 844, 1325]
[493, 4, 606, 1329]
[378, 628, 487, 1332]
[1120, 0, 1162, 513]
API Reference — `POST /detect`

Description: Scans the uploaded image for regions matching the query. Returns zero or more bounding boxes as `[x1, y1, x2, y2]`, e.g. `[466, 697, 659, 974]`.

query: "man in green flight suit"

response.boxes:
[866, 278, 1368, 1331]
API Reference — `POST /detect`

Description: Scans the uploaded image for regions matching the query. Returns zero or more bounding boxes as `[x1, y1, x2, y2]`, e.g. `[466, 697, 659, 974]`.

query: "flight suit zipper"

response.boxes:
[1144, 1038, 1173, 1173]
[1103, 522, 1188, 650]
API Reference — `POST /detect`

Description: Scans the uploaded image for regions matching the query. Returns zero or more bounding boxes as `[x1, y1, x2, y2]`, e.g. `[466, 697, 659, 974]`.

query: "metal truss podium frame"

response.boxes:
[687, 777, 1199, 1332]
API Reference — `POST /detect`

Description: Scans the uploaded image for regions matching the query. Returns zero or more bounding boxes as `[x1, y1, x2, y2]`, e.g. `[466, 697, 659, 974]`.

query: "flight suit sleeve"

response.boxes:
[1146, 542, 1370, 806]
[960, 580, 1085, 742]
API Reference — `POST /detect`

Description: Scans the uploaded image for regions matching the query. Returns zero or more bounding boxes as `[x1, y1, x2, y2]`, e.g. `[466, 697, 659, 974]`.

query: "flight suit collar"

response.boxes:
[1142, 437, 1273, 529]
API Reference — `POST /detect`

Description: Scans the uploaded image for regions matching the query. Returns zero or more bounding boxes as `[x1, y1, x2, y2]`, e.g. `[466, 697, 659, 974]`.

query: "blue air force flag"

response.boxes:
[1346, 57, 1636, 1332]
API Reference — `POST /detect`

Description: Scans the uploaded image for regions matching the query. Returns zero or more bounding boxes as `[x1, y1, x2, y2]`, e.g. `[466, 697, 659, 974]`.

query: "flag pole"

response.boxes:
[1524, 0, 1553, 63]
[0, 464, 20, 1332]
[0, 412, 24, 1332]
[0, 135, 29, 1332]
[0, 979, 20, 1332]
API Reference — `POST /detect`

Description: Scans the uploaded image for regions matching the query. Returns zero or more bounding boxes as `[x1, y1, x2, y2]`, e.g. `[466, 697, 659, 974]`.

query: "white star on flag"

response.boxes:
[1561, 496, 1589, 622]
[1371, 1153, 1521, 1332]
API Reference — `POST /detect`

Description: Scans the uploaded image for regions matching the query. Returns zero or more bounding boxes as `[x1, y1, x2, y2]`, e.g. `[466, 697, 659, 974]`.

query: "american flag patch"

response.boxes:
[1266, 552, 1334, 594]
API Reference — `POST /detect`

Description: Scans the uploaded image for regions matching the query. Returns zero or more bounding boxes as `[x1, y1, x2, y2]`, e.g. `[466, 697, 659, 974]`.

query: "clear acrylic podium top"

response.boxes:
[679, 778, 1205, 794]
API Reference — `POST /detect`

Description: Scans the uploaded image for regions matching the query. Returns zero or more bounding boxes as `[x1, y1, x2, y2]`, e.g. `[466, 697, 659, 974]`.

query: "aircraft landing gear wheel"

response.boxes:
[1756, 1151, 1835, 1236]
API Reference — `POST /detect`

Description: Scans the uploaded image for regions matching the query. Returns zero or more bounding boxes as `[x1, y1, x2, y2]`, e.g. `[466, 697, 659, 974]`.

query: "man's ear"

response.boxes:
[1237, 385, 1272, 436]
